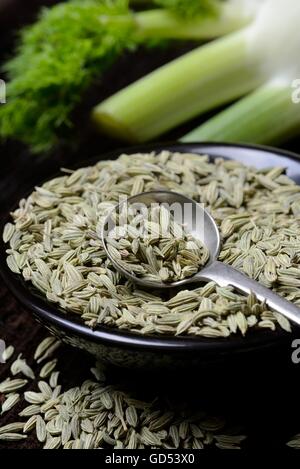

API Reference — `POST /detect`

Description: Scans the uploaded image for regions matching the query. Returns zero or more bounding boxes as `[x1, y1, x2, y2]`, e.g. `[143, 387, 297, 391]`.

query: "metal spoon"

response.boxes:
[101, 190, 300, 327]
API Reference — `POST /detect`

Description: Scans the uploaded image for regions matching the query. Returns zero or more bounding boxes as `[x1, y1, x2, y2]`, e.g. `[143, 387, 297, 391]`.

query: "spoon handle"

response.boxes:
[200, 261, 300, 326]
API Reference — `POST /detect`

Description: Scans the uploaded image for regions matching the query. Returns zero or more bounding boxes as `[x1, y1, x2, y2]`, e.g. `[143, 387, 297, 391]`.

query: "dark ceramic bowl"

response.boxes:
[1, 142, 300, 369]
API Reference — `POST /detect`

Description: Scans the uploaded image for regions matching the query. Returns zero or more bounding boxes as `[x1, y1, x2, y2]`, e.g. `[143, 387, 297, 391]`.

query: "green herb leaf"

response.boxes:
[0, 0, 136, 153]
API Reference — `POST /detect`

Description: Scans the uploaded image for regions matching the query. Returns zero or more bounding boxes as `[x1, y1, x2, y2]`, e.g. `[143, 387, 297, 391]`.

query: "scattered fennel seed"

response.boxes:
[0, 338, 246, 449]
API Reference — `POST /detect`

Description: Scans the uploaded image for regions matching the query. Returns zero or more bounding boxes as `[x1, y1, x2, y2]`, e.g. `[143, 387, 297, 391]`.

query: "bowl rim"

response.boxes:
[0, 141, 299, 354]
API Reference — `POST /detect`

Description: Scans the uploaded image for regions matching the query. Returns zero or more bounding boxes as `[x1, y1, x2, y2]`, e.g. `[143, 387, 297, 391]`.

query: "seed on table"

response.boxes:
[2, 345, 15, 362]
[39, 359, 58, 379]
[0, 433, 27, 441]
[0, 423, 24, 434]
[0, 379, 28, 394]
[34, 336, 57, 361]
[1, 393, 20, 414]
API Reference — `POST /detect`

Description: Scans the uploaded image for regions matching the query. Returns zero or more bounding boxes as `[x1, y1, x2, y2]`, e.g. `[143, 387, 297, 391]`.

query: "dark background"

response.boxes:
[1, 0, 300, 450]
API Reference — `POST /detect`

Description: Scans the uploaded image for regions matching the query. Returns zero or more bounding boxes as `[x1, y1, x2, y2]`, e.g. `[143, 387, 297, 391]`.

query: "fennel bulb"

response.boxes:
[94, 0, 300, 146]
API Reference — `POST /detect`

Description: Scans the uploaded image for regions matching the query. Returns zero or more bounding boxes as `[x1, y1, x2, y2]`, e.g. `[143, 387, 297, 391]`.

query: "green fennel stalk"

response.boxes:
[154, 0, 220, 18]
[134, 2, 251, 40]
[93, 30, 263, 142]
[182, 83, 300, 145]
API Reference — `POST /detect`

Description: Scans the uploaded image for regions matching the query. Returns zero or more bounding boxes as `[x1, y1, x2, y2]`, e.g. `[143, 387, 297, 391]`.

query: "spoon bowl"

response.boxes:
[101, 190, 220, 289]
